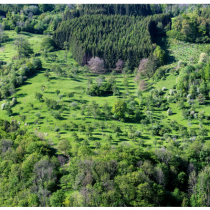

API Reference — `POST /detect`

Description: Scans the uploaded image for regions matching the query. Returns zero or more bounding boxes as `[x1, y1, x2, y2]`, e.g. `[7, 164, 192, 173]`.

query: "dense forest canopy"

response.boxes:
[54, 13, 171, 70]
[62, 4, 152, 21]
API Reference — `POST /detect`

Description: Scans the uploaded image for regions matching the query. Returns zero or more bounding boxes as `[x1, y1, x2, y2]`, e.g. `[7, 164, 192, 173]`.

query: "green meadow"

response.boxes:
[1, 31, 210, 155]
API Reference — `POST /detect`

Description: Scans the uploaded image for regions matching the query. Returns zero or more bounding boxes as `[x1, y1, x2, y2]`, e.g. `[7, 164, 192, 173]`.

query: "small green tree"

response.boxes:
[13, 36, 33, 58]
[112, 100, 127, 120]
[71, 132, 79, 142]
[50, 190, 65, 207]
[32, 57, 42, 70]
[197, 94, 205, 105]
[54, 126, 60, 133]
[57, 139, 71, 155]
[67, 92, 74, 100]
[40, 36, 56, 52]
[59, 94, 64, 100]
[55, 89, 60, 96]
[40, 85, 45, 93]
[35, 112, 41, 121]
[15, 26, 21, 34]
[5, 105, 12, 116]
[35, 92, 43, 101]
[21, 115, 26, 123]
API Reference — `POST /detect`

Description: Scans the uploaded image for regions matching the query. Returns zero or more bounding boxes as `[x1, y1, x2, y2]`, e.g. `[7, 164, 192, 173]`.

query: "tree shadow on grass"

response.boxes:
[140, 135, 150, 140]
[17, 93, 27, 98]
[45, 91, 55, 94]
[12, 112, 19, 116]
[93, 132, 102, 135]
[112, 141, 119, 145]
[7, 37, 14, 42]
[118, 138, 129, 142]
[60, 131, 67, 134]
[92, 137, 101, 141]
[59, 116, 67, 121]
[21, 32, 33, 37]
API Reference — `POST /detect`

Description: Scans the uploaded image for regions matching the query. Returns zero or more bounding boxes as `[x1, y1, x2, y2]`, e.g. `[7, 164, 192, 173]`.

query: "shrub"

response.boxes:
[199, 53, 208, 63]
[52, 111, 60, 119]
[12, 98, 17, 106]
[40, 37, 56, 52]
[70, 102, 78, 109]
[54, 126, 60, 133]
[32, 57, 42, 70]
[135, 130, 141, 137]
[86, 83, 113, 96]
[167, 108, 172, 116]
[1, 103, 6, 110]
[15, 26, 21, 34]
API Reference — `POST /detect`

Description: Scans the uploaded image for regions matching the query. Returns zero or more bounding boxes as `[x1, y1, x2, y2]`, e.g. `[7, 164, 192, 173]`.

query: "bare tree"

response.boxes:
[37, 186, 51, 207]
[0, 23, 4, 43]
[95, 75, 105, 86]
[188, 170, 197, 196]
[155, 166, 165, 186]
[138, 58, 148, 75]
[139, 80, 148, 91]
[0, 139, 13, 155]
[134, 74, 141, 85]
[67, 4, 75, 9]
[107, 159, 118, 178]
[88, 57, 106, 74]
[57, 155, 68, 166]
[141, 160, 154, 177]
[154, 147, 172, 165]
[82, 173, 93, 187]
[187, 163, 196, 175]
[33, 159, 57, 188]
[28, 12, 33, 19]
[114, 59, 124, 72]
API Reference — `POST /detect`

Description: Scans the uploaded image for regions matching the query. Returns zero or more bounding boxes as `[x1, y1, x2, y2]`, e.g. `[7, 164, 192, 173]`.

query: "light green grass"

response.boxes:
[167, 38, 210, 64]
[1, 31, 210, 153]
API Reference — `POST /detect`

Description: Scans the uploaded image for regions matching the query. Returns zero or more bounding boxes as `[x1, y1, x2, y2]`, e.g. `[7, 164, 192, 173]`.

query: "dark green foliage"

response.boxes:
[35, 92, 43, 101]
[0, 118, 60, 207]
[166, 9, 210, 43]
[86, 82, 113, 96]
[54, 15, 153, 69]
[50, 190, 65, 207]
[40, 37, 56, 52]
[13, 36, 33, 58]
[32, 57, 42, 70]
[63, 4, 152, 21]
[112, 100, 127, 119]
[54, 12, 170, 69]
[2, 4, 210, 208]
[14, 26, 21, 34]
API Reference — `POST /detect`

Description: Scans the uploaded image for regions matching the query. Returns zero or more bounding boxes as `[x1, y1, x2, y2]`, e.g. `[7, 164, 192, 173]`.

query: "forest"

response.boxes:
[1, 3, 210, 207]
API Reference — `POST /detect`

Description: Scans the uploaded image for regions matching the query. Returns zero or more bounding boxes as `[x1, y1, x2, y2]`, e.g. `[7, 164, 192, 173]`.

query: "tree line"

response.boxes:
[62, 4, 152, 21]
[54, 13, 170, 70]
[167, 7, 210, 43]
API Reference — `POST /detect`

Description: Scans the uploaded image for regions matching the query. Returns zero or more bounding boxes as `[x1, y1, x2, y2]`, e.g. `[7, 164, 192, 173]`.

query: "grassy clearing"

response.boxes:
[1, 31, 210, 154]
[156, 36, 210, 64]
